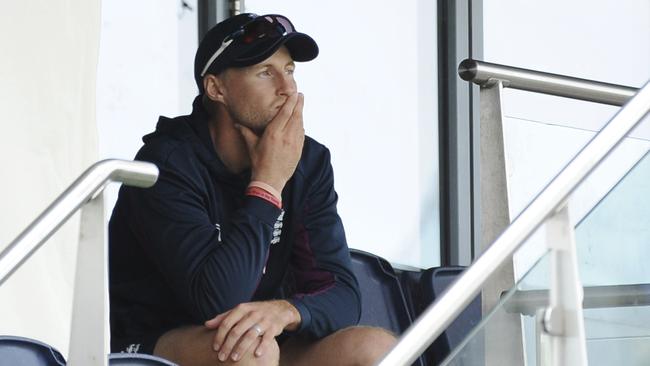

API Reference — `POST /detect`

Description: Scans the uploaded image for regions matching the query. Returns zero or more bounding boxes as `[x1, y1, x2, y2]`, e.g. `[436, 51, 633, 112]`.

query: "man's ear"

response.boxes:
[203, 74, 227, 104]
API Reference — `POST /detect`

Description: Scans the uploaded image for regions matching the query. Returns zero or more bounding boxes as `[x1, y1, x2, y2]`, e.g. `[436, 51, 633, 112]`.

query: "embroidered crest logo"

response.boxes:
[263, 211, 284, 275]
[125, 343, 141, 354]
[215, 223, 222, 242]
[271, 210, 284, 245]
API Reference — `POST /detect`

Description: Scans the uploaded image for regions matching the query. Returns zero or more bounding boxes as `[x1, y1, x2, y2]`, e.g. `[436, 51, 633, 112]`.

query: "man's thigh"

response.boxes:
[154, 325, 279, 366]
[279, 326, 396, 366]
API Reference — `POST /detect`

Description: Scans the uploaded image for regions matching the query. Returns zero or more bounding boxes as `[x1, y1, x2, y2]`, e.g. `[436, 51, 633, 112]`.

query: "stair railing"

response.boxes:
[377, 61, 650, 366]
[0, 159, 158, 366]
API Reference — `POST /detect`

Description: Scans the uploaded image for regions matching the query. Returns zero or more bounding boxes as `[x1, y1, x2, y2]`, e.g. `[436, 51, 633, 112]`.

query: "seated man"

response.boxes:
[109, 13, 396, 366]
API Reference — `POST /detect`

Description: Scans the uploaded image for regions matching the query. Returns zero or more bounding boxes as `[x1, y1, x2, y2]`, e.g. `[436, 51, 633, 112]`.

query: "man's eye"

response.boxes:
[286, 68, 295, 75]
[259, 70, 273, 78]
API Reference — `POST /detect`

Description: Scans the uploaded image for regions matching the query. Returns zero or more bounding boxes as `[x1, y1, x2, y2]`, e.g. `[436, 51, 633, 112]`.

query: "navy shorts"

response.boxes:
[111, 332, 162, 355]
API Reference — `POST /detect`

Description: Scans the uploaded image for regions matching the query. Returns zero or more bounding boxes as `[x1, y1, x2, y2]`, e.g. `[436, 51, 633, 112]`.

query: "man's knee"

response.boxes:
[333, 326, 397, 365]
[153, 325, 279, 366]
[216, 337, 279, 366]
[251, 337, 280, 366]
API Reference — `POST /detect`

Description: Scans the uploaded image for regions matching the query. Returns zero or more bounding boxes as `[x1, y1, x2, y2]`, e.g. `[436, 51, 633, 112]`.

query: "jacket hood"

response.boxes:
[142, 96, 247, 184]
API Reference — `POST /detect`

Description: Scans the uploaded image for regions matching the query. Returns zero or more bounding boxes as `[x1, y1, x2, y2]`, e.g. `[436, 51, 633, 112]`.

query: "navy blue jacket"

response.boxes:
[109, 98, 361, 350]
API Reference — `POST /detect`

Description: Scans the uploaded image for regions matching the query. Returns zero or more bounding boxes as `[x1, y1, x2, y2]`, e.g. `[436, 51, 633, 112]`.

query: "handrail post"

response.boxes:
[68, 193, 109, 366]
[540, 205, 588, 365]
[478, 80, 525, 365]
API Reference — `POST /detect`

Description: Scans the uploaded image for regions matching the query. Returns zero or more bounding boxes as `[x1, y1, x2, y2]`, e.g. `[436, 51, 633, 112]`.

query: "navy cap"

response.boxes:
[194, 13, 319, 93]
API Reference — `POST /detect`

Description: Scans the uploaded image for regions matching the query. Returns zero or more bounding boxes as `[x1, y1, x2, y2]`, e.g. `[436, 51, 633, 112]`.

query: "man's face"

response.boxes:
[216, 46, 297, 133]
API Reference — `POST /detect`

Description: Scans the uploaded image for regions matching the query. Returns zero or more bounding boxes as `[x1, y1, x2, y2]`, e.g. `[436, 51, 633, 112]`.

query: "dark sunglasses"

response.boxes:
[200, 15, 296, 77]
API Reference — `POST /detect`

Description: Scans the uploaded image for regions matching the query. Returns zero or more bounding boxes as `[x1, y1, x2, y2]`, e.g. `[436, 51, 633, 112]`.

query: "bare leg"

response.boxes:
[279, 326, 397, 366]
[154, 325, 280, 366]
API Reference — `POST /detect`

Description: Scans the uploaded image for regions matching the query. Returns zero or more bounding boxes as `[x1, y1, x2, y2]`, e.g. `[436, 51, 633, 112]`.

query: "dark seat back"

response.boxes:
[350, 249, 482, 366]
[405, 267, 482, 365]
[350, 249, 413, 333]
[349, 249, 426, 366]
[109, 353, 178, 365]
[0, 335, 66, 365]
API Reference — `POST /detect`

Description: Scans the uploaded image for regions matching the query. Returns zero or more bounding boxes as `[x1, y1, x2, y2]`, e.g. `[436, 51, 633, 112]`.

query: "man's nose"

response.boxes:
[277, 74, 297, 96]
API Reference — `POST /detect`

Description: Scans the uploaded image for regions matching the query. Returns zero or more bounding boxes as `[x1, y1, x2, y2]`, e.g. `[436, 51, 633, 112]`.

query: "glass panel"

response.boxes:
[575, 149, 650, 364]
[437, 148, 650, 366]
[437, 87, 649, 366]
[574, 151, 650, 286]
[426, 115, 648, 365]
[440, 249, 551, 366]
[584, 306, 650, 365]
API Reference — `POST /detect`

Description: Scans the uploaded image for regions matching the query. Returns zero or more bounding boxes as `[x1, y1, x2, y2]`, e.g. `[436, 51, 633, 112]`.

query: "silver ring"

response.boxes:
[252, 324, 263, 337]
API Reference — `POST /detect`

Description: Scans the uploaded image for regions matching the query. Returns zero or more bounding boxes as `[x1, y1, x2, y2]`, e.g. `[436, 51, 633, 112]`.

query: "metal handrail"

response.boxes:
[0, 159, 158, 286]
[459, 59, 638, 106]
[378, 76, 650, 365]
[505, 284, 650, 316]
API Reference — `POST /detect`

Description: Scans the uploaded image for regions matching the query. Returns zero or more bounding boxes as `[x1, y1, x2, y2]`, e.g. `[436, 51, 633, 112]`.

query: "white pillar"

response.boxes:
[541, 205, 588, 366]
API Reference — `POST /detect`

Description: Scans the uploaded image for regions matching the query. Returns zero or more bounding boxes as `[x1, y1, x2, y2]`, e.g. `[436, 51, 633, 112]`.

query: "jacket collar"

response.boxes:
[145, 95, 250, 186]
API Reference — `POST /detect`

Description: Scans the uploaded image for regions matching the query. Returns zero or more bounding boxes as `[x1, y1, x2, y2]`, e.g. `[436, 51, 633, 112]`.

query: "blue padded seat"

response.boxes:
[109, 353, 178, 365]
[349, 249, 426, 366]
[0, 335, 66, 366]
[401, 267, 482, 365]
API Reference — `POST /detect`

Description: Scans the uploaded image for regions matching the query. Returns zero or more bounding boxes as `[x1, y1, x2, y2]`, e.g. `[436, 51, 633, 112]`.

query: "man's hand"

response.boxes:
[204, 300, 301, 362]
[237, 92, 305, 194]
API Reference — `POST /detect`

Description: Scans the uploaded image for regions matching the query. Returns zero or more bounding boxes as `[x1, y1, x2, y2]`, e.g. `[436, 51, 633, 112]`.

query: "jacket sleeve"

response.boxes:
[121, 146, 282, 322]
[287, 148, 361, 339]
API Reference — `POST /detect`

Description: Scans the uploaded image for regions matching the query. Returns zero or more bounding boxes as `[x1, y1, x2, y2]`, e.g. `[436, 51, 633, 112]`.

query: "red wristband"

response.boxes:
[246, 186, 282, 209]
[248, 181, 282, 201]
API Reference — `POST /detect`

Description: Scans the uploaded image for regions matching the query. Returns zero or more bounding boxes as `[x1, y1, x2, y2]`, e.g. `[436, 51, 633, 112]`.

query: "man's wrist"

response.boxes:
[279, 300, 302, 332]
[245, 186, 282, 209]
[250, 174, 286, 194]
[248, 181, 282, 201]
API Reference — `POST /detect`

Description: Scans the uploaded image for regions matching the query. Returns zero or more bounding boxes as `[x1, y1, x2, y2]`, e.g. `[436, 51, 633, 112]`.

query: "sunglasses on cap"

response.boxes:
[199, 14, 296, 77]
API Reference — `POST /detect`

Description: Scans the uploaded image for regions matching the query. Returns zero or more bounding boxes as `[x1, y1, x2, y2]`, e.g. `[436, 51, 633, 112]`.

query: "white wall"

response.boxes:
[97, 0, 198, 161]
[0, 0, 100, 356]
[97, 0, 198, 218]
